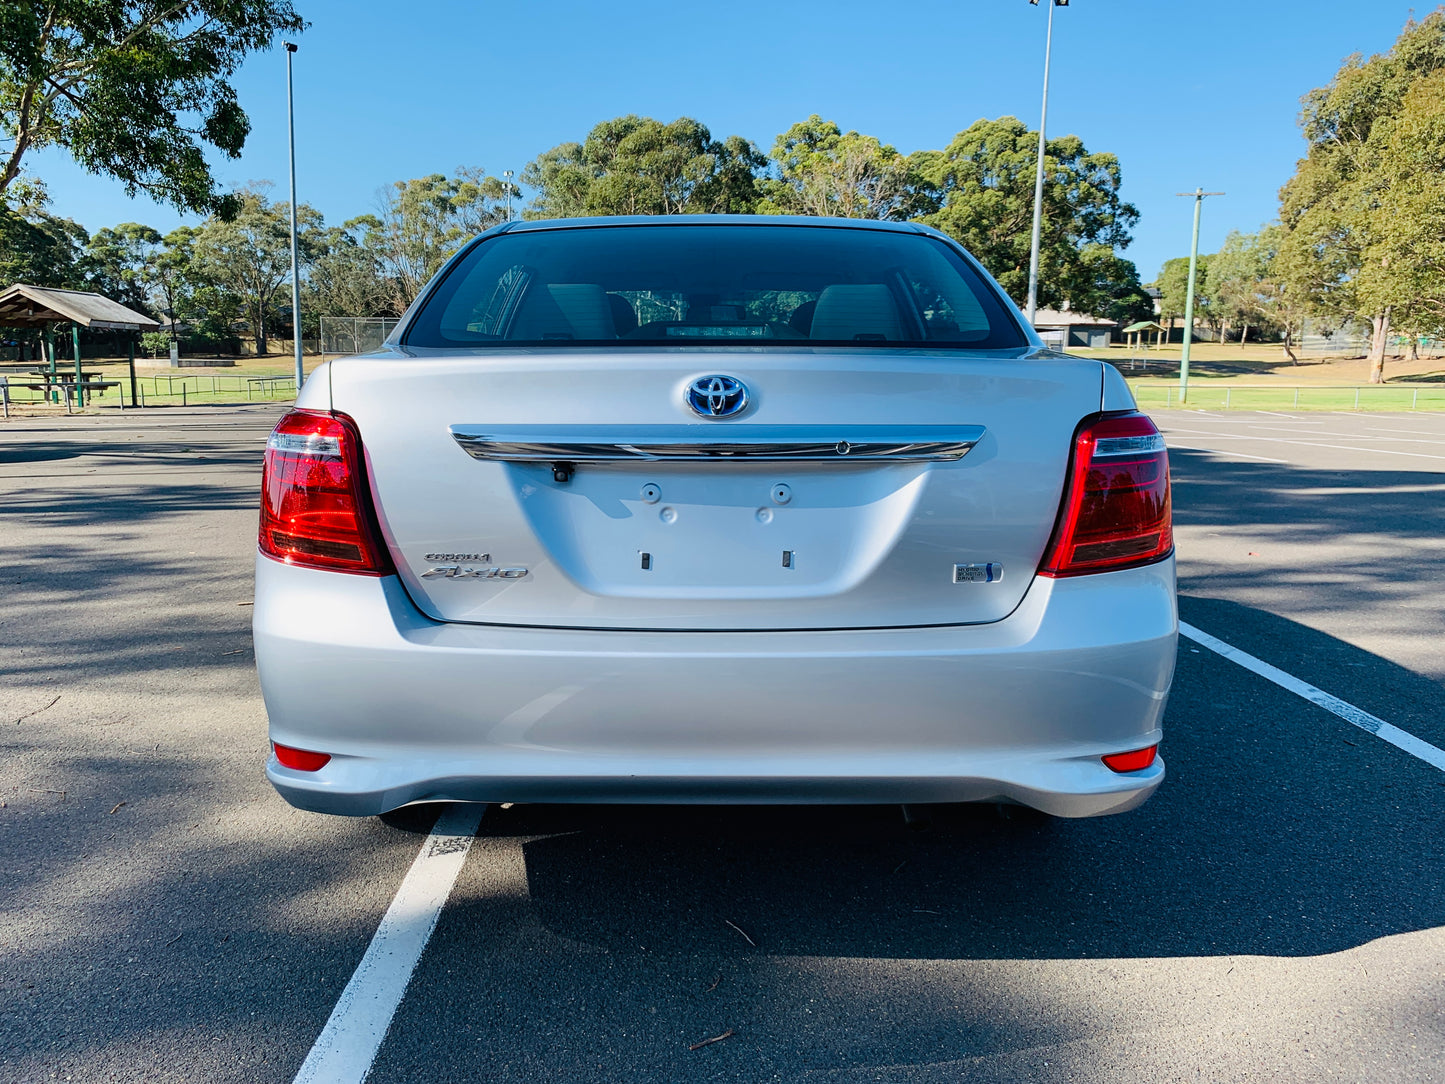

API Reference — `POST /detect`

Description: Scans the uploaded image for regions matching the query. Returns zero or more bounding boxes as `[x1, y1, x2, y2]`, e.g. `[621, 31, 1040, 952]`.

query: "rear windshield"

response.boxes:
[403, 224, 1025, 350]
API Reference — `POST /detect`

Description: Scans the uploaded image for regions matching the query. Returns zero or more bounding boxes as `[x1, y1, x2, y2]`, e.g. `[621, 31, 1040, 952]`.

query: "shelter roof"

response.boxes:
[0, 283, 160, 331]
[1122, 320, 1165, 333]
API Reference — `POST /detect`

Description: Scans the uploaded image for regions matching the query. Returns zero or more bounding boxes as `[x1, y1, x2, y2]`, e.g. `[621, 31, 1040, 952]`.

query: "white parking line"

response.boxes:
[293, 804, 486, 1084]
[1158, 428, 1445, 460]
[1166, 444, 1287, 463]
[1180, 622, 1445, 773]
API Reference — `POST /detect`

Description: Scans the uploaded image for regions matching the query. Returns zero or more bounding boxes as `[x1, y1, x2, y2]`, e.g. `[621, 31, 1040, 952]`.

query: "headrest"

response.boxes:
[809, 284, 903, 342]
[512, 284, 617, 340]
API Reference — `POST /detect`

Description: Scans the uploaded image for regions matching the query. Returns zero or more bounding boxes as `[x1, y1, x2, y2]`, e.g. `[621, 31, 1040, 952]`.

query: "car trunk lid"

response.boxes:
[330, 350, 1102, 630]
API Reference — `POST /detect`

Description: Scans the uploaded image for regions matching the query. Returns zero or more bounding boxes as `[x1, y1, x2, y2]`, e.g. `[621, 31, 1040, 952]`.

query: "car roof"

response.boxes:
[501, 214, 933, 236]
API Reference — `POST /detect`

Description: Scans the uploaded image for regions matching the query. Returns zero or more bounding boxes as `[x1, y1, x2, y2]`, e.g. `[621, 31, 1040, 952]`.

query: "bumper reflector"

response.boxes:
[272, 742, 331, 772]
[1102, 745, 1158, 773]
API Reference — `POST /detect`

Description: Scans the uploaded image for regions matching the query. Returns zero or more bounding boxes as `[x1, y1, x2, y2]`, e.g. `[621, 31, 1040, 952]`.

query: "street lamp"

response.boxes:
[503, 170, 514, 221]
[1025, 0, 1068, 327]
[1175, 188, 1224, 405]
[285, 41, 303, 390]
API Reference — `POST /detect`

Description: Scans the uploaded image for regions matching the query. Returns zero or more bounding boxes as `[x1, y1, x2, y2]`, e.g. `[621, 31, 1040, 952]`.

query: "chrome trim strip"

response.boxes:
[449, 425, 986, 463]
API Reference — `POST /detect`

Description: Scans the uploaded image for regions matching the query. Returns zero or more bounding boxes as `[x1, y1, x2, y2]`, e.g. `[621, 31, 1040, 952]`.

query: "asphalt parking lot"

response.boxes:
[2, 404, 1444, 1083]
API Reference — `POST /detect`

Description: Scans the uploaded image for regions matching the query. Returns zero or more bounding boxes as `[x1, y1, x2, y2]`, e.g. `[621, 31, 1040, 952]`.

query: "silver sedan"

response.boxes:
[254, 216, 1175, 817]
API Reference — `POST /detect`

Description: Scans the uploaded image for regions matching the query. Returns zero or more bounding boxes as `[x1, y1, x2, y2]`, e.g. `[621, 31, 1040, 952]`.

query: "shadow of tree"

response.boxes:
[416, 603, 1445, 965]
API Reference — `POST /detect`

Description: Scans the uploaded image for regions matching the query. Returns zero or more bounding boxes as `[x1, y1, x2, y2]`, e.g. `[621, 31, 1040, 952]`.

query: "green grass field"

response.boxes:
[7, 353, 1445, 414]
[1127, 381, 1445, 411]
[4, 370, 297, 409]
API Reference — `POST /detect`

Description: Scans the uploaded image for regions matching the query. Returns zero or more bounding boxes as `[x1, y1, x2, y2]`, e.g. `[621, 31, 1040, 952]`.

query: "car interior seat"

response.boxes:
[607, 293, 638, 336]
[788, 299, 816, 336]
[809, 284, 904, 341]
[511, 284, 618, 339]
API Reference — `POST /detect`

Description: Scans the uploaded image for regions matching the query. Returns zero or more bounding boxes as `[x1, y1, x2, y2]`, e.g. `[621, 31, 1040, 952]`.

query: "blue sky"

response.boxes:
[27, 0, 1421, 285]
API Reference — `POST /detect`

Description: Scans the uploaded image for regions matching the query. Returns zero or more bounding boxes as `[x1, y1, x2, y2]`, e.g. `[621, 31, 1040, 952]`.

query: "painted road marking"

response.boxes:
[293, 804, 486, 1084]
[1166, 444, 1287, 463]
[1181, 622, 1445, 773]
[1159, 428, 1445, 460]
[1163, 420, 1445, 441]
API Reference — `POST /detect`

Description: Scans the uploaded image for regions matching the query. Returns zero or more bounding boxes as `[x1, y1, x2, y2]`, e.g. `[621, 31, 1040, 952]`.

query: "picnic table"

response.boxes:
[2, 376, 120, 415]
[28, 368, 103, 382]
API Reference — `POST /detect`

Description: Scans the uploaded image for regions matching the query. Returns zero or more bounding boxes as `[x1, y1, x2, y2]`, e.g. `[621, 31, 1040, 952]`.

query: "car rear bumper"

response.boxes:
[255, 555, 1176, 817]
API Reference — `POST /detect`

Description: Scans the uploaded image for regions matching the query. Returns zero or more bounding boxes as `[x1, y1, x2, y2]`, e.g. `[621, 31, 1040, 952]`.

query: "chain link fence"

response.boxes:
[319, 316, 400, 356]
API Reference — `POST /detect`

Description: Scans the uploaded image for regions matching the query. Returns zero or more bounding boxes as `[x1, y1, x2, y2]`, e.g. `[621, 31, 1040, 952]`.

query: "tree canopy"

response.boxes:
[86, 222, 163, 314]
[523, 116, 764, 218]
[1276, 11, 1445, 380]
[0, 196, 87, 288]
[910, 116, 1140, 311]
[190, 185, 322, 353]
[367, 169, 512, 311]
[0, 1, 305, 217]
[759, 115, 920, 220]
[1, 110, 1156, 350]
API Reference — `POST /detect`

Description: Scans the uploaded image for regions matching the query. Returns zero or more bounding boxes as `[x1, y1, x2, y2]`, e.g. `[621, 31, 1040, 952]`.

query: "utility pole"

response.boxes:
[1176, 188, 1224, 404]
[503, 170, 514, 221]
[1025, 0, 1068, 327]
[285, 41, 303, 390]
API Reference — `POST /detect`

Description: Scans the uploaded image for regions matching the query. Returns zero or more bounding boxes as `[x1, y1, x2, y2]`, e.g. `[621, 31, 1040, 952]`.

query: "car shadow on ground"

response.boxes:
[447, 602, 1445, 963]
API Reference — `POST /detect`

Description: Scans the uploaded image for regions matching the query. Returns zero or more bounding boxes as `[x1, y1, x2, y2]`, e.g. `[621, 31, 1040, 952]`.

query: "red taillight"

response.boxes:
[1102, 745, 1158, 773]
[259, 409, 392, 575]
[272, 742, 331, 771]
[1040, 413, 1172, 577]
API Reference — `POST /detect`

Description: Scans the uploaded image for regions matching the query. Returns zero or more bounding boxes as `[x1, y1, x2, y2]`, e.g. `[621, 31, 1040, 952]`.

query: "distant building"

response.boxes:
[1031, 308, 1117, 350]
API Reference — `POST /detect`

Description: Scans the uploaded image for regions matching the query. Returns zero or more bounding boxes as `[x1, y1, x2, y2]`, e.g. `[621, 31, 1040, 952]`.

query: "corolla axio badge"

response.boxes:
[686, 375, 748, 418]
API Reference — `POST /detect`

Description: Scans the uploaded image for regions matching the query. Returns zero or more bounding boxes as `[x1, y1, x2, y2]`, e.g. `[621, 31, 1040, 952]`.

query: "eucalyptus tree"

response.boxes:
[1277, 11, 1445, 380]
[0, 1, 304, 216]
[0, 196, 86, 288]
[1206, 230, 1280, 347]
[191, 186, 322, 354]
[369, 169, 512, 312]
[910, 116, 1139, 311]
[523, 116, 764, 219]
[761, 115, 920, 220]
[86, 222, 163, 314]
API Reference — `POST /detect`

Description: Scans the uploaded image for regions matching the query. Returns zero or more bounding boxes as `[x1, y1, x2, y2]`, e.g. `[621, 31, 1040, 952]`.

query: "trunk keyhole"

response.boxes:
[640, 552, 652, 571]
[782, 550, 795, 569]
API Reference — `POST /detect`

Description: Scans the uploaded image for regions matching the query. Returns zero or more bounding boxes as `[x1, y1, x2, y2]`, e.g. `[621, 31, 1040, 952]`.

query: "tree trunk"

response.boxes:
[1409, 335, 1419, 361]
[1282, 325, 1299, 364]
[1366, 309, 1391, 384]
[1240, 322, 1250, 348]
[255, 307, 266, 357]
[1219, 319, 1229, 345]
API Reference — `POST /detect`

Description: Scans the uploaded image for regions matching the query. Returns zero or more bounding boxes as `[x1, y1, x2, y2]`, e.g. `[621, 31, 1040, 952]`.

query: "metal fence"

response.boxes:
[0, 372, 296, 414]
[319, 316, 399, 356]
[1129, 382, 1445, 411]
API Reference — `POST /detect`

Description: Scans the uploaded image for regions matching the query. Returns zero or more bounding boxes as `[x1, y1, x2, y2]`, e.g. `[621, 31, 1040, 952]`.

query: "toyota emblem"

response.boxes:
[685, 375, 749, 418]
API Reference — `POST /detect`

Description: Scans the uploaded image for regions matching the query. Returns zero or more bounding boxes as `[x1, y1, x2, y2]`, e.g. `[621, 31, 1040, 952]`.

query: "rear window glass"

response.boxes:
[403, 224, 1025, 350]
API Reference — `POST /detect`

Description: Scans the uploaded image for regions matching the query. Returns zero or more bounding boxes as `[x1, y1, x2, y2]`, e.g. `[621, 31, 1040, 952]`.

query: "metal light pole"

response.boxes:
[503, 170, 514, 221]
[1025, 0, 1068, 327]
[1176, 188, 1224, 405]
[285, 42, 303, 390]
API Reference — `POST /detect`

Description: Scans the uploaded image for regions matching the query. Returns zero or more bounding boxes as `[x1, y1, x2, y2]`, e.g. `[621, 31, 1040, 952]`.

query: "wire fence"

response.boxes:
[1129, 383, 1445, 412]
[5, 369, 1444, 416]
[319, 316, 399, 356]
[0, 371, 296, 413]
